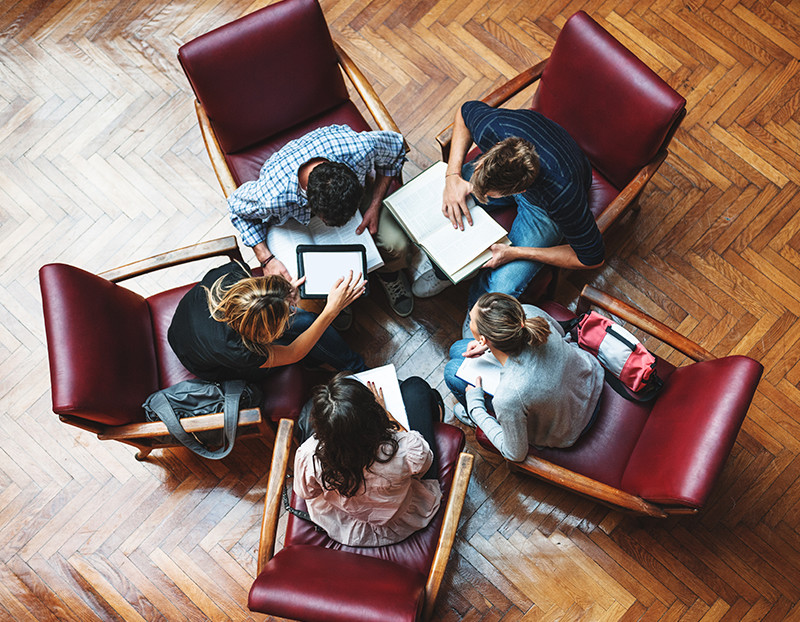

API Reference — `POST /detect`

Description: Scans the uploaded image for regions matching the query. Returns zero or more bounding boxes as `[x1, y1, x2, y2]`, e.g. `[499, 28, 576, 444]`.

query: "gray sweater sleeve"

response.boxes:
[465, 387, 529, 462]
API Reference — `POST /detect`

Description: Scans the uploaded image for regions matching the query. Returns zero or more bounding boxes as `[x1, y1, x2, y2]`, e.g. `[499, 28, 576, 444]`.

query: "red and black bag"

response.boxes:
[561, 311, 663, 402]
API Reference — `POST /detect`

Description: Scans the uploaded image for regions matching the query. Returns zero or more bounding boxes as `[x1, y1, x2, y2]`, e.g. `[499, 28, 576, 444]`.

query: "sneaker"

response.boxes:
[377, 271, 414, 317]
[412, 268, 452, 299]
[452, 403, 475, 428]
[332, 306, 353, 331]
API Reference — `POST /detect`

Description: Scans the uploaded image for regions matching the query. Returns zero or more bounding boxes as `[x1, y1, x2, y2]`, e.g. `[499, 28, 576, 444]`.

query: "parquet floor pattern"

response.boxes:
[1, 0, 799, 619]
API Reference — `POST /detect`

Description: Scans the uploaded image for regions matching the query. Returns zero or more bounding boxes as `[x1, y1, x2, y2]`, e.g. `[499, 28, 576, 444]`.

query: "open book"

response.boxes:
[382, 161, 510, 283]
[351, 364, 409, 430]
[266, 212, 384, 280]
[456, 351, 503, 396]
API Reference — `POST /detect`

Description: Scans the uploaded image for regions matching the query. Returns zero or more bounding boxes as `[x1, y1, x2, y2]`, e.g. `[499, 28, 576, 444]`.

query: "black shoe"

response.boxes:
[332, 307, 353, 331]
[377, 271, 414, 317]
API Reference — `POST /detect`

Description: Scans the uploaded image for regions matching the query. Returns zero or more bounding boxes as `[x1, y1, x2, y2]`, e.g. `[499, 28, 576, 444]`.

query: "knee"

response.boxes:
[401, 376, 428, 393]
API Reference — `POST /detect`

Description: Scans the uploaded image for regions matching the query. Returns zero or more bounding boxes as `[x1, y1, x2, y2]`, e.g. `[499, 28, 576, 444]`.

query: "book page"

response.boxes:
[350, 364, 409, 431]
[307, 214, 384, 272]
[265, 219, 315, 279]
[382, 161, 453, 243]
[420, 208, 508, 275]
[456, 351, 504, 395]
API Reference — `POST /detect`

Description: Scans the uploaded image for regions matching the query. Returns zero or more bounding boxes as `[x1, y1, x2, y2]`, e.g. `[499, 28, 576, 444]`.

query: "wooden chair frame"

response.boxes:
[195, 42, 407, 199]
[257, 419, 475, 621]
[434, 60, 681, 236]
[59, 236, 270, 462]
[508, 284, 716, 518]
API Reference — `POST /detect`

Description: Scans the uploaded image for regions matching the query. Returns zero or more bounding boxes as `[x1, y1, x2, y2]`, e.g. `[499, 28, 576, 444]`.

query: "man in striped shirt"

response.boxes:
[414, 101, 605, 319]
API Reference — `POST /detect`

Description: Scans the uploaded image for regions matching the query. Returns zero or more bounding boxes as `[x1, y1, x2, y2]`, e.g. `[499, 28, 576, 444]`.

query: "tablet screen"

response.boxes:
[297, 245, 367, 298]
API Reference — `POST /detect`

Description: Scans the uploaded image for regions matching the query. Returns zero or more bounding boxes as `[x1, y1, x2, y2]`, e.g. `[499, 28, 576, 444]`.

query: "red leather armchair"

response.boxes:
[40, 237, 307, 461]
[436, 11, 687, 300]
[249, 419, 474, 621]
[474, 285, 763, 517]
[177, 0, 405, 198]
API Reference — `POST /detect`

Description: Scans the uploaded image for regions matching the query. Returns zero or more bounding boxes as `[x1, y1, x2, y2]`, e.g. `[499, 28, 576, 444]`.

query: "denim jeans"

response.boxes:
[275, 309, 366, 372]
[444, 338, 495, 412]
[461, 160, 563, 311]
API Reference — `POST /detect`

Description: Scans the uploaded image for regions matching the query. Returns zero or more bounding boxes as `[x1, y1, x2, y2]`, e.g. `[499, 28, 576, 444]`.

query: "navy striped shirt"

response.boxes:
[462, 101, 604, 266]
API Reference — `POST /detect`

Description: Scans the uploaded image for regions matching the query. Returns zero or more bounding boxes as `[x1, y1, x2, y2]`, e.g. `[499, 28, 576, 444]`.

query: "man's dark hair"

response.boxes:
[307, 162, 363, 227]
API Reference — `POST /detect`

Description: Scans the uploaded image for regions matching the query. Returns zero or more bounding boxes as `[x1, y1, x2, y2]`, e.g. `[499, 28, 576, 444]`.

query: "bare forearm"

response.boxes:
[262, 308, 337, 368]
[505, 244, 604, 270]
[446, 108, 473, 175]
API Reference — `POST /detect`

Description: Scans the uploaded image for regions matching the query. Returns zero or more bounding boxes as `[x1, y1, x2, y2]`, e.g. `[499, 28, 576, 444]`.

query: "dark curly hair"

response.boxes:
[310, 374, 399, 497]
[307, 161, 363, 227]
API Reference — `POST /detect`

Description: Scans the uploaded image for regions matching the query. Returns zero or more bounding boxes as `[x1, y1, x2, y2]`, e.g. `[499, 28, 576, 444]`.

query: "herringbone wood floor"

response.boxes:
[2, 0, 800, 619]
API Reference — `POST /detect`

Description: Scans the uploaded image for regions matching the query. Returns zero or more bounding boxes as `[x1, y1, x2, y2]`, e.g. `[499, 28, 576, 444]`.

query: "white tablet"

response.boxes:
[297, 244, 368, 299]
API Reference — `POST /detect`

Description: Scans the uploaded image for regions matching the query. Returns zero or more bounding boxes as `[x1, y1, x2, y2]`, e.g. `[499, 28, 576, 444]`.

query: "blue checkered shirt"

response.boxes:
[227, 125, 406, 248]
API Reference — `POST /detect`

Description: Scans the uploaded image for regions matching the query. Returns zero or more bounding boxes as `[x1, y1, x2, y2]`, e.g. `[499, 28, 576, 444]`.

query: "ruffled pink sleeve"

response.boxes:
[401, 431, 434, 477]
[293, 438, 323, 500]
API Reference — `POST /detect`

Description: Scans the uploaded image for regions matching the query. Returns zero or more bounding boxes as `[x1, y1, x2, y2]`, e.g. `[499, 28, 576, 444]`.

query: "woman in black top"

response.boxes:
[168, 262, 366, 381]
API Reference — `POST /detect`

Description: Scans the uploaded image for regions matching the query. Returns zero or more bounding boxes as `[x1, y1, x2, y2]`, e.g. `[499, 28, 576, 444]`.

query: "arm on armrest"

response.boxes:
[257, 418, 294, 575]
[195, 101, 239, 198]
[512, 454, 667, 518]
[435, 60, 548, 160]
[99, 236, 244, 283]
[334, 43, 408, 152]
[422, 452, 474, 621]
[578, 285, 714, 362]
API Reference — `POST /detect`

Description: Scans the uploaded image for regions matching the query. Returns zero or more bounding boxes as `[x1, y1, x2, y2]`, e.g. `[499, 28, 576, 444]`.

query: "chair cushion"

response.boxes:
[249, 545, 425, 622]
[285, 423, 465, 576]
[532, 11, 686, 189]
[178, 0, 350, 156]
[622, 355, 763, 507]
[147, 284, 196, 389]
[225, 101, 371, 186]
[40, 264, 158, 425]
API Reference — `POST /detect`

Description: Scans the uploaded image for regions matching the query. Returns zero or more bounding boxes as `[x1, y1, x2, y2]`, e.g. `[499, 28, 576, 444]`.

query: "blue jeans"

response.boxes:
[444, 338, 494, 412]
[461, 160, 563, 310]
[275, 309, 366, 372]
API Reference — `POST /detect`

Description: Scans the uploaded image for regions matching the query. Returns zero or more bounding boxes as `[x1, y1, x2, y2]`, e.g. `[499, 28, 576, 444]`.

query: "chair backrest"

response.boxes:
[40, 264, 159, 426]
[533, 11, 686, 190]
[178, 0, 349, 159]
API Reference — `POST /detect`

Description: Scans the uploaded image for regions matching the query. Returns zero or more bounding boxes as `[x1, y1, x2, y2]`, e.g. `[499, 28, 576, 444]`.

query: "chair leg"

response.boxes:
[135, 448, 153, 461]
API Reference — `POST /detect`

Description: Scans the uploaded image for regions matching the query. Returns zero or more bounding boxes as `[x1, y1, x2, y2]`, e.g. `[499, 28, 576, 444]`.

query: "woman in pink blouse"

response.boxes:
[293, 375, 443, 547]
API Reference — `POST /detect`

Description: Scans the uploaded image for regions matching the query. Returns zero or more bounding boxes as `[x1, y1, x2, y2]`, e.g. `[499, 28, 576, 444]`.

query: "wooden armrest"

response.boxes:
[594, 153, 667, 234]
[422, 452, 474, 621]
[98, 408, 262, 440]
[99, 236, 243, 282]
[334, 43, 408, 153]
[511, 454, 667, 518]
[435, 60, 547, 160]
[578, 285, 714, 362]
[257, 418, 294, 575]
[195, 100, 239, 198]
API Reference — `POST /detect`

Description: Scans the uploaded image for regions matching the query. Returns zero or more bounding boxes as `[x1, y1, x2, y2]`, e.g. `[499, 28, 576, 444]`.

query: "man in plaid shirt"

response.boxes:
[227, 124, 416, 318]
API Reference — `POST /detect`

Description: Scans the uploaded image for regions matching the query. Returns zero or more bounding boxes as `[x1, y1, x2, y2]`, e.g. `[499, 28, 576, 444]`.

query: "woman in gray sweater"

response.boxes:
[443, 293, 604, 461]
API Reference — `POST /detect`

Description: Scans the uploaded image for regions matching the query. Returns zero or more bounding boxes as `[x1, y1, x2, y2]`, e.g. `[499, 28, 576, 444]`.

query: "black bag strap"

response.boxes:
[603, 371, 663, 403]
[282, 478, 327, 534]
[149, 380, 246, 459]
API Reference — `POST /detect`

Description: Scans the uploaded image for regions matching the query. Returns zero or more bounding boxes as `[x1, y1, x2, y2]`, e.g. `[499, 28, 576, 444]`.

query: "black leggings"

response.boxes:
[400, 376, 441, 479]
